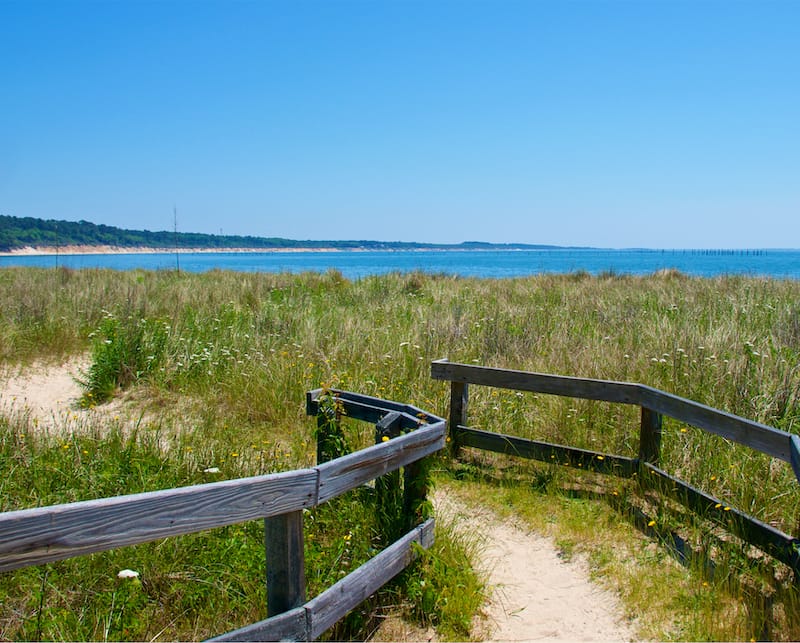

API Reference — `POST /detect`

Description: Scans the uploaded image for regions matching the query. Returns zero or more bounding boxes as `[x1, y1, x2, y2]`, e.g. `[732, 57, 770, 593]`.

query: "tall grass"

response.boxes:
[1, 267, 800, 639]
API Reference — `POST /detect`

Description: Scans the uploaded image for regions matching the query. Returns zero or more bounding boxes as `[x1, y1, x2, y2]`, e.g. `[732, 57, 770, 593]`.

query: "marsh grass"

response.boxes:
[1, 267, 800, 639]
[0, 414, 474, 641]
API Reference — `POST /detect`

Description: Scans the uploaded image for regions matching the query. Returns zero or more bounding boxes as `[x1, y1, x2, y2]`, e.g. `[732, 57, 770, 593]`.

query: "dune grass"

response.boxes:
[1, 266, 799, 639]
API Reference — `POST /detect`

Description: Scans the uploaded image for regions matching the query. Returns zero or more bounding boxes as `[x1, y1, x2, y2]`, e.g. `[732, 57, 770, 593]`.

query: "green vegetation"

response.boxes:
[0, 214, 560, 252]
[1, 267, 800, 640]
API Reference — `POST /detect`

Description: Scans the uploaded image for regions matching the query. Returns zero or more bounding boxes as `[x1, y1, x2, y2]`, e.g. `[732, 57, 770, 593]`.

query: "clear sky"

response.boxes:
[1, 0, 798, 248]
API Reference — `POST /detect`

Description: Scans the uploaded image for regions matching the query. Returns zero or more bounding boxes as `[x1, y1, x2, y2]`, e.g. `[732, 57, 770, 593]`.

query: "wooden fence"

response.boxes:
[0, 390, 445, 642]
[431, 359, 800, 575]
[5, 363, 798, 639]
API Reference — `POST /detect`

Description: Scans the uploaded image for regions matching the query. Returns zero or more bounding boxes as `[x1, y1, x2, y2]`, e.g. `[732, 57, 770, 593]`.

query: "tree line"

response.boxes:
[0, 214, 561, 252]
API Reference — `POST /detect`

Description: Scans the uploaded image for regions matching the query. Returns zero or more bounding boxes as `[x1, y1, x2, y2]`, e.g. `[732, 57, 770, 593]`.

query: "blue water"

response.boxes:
[1, 249, 798, 280]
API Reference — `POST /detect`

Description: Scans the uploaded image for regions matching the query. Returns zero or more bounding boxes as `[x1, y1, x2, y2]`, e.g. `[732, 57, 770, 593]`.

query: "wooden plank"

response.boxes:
[791, 435, 800, 484]
[431, 361, 792, 464]
[316, 422, 445, 503]
[208, 606, 308, 642]
[0, 469, 318, 573]
[309, 396, 423, 431]
[639, 407, 663, 465]
[336, 389, 444, 423]
[403, 456, 430, 531]
[457, 426, 637, 476]
[640, 463, 800, 573]
[431, 360, 640, 405]
[265, 511, 306, 617]
[211, 519, 436, 642]
[307, 389, 443, 427]
[375, 411, 405, 543]
[638, 387, 792, 462]
[449, 381, 468, 457]
[376, 411, 404, 439]
[306, 518, 435, 639]
[347, 403, 424, 430]
[310, 388, 444, 424]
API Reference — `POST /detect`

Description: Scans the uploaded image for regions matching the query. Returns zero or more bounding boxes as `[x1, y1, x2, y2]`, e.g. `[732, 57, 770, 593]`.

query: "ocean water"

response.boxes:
[1, 248, 798, 280]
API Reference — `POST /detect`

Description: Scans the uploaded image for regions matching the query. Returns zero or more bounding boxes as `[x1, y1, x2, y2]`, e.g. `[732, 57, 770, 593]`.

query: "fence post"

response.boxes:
[403, 458, 429, 532]
[449, 381, 469, 458]
[315, 392, 347, 464]
[639, 406, 663, 466]
[265, 511, 306, 618]
[375, 412, 404, 544]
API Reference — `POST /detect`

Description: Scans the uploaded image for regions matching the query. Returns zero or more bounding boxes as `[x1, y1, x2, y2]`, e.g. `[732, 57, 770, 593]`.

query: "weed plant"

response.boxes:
[1, 267, 800, 639]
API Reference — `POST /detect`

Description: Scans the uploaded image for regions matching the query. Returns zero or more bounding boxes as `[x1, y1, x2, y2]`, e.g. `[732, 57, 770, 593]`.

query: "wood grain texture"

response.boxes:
[791, 435, 800, 484]
[265, 511, 306, 617]
[431, 360, 640, 404]
[1, 417, 445, 574]
[449, 381, 468, 457]
[432, 360, 793, 463]
[457, 426, 637, 477]
[210, 519, 435, 642]
[0, 469, 318, 573]
[316, 422, 445, 503]
[375, 411, 404, 439]
[639, 407, 663, 465]
[208, 606, 308, 642]
[306, 518, 435, 639]
[638, 387, 791, 462]
[307, 389, 443, 428]
[640, 463, 800, 573]
[318, 388, 444, 424]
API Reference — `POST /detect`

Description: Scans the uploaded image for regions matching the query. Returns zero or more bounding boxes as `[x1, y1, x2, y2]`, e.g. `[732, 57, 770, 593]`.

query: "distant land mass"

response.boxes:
[0, 215, 570, 252]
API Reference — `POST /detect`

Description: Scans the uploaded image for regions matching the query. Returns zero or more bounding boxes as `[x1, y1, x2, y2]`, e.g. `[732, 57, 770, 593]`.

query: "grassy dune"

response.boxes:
[1, 267, 799, 640]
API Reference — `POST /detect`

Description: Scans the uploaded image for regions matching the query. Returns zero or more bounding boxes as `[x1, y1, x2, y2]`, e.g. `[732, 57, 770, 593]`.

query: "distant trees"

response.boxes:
[0, 215, 315, 251]
[0, 214, 561, 252]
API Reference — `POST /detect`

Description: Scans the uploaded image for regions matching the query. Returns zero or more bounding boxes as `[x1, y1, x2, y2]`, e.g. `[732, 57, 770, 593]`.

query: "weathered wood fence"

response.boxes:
[431, 359, 800, 575]
[0, 390, 445, 642]
[4, 362, 798, 639]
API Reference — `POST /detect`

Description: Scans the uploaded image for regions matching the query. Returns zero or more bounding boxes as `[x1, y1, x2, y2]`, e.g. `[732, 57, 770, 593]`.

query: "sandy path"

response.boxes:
[2, 359, 636, 642]
[435, 489, 637, 642]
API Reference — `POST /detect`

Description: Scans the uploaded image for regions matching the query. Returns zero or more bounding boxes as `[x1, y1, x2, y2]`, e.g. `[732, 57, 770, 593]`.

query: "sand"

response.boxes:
[1, 359, 637, 642]
[0, 359, 89, 430]
[435, 489, 637, 642]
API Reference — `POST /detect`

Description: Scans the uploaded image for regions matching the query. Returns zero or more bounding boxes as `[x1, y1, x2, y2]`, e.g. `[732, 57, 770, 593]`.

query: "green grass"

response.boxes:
[0, 415, 477, 641]
[1, 267, 800, 639]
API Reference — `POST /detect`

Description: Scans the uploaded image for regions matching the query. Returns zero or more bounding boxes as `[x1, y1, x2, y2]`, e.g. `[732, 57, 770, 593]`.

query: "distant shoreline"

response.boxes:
[0, 245, 579, 256]
[0, 245, 352, 257]
[0, 245, 790, 257]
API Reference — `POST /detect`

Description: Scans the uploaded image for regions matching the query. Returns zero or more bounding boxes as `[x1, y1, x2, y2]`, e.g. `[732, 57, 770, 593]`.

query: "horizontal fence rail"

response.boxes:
[431, 359, 800, 575]
[211, 518, 435, 642]
[0, 391, 446, 641]
[431, 359, 796, 464]
[0, 422, 444, 573]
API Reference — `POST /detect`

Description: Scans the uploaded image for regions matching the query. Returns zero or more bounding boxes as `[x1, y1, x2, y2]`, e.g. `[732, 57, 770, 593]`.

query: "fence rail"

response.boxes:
[431, 359, 795, 462]
[0, 390, 446, 641]
[6, 361, 796, 639]
[431, 359, 800, 574]
[212, 518, 435, 642]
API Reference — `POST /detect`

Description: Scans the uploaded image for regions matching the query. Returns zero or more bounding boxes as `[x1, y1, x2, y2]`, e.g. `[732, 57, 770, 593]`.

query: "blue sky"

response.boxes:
[1, 0, 798, 248]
